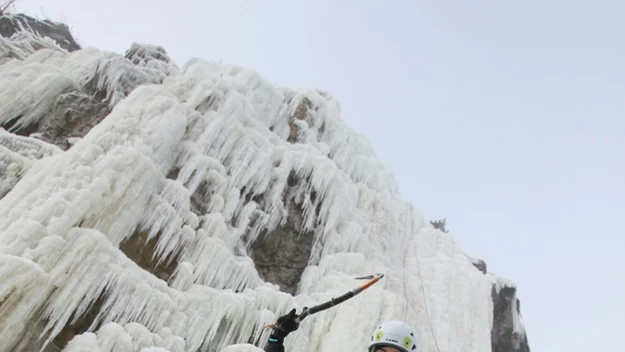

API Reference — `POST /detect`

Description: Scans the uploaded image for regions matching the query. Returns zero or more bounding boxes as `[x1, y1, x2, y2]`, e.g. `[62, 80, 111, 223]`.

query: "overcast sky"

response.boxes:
[13, 0, 625, 351]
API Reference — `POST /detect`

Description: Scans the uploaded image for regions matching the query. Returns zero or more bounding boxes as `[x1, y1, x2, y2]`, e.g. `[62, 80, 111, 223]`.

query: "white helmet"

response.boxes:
[367, 320, 418, 352]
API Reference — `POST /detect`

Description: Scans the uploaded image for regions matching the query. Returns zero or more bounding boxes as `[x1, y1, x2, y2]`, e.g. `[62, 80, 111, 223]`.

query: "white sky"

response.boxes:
[12, 0, 625, 351]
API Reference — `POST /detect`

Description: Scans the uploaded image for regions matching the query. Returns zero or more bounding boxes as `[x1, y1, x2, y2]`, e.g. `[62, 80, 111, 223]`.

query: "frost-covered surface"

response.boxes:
[62, 323, 186, 352]
[0, 13, 80, 52]
[0, 18, 528, 352]
[0, 128, 62, 198]
[0, 30, 64, 64]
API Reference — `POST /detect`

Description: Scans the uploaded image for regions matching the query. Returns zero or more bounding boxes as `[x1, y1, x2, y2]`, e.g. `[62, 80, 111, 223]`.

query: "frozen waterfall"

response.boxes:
[0, 17, 527, 352]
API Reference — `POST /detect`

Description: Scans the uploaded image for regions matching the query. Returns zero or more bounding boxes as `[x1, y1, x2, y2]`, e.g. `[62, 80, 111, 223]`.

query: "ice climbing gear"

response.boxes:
[297, 272, 385, 322]
[367, 320, 418, 352]
[275, 308, 300, 333]
[264, 272, 384, 333]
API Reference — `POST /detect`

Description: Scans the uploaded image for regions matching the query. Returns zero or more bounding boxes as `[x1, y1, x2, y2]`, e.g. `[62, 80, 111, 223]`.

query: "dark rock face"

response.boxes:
[491, 285, 530, 352]
[288, 97, 311, 143]
[119, 229, 181, 283]
[4, 91, 111, 150]
[39, 92, 110, 149]
[0, 13, 80, 51]
[471, 257, 488, 274]
[249, 202, 315, 295]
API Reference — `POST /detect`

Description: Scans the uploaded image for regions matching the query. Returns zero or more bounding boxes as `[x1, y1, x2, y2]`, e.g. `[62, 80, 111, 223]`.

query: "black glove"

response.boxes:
[270, 308, 300, 342]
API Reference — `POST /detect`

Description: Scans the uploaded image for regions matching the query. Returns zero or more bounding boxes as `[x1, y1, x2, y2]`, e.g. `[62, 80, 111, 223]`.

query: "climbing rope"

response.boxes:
[412, 237, 442, 352]
[402, 229, 410, 321]
[399, 211, 441, 351]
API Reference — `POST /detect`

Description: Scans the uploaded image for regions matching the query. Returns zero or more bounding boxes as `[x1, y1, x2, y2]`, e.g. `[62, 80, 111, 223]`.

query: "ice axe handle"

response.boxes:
[294, 272, 384, 323]
[296, 308, 309, 323]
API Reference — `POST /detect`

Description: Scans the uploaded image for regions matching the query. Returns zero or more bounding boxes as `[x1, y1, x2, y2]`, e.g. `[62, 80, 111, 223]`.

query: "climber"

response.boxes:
[265, 309, 418, 352]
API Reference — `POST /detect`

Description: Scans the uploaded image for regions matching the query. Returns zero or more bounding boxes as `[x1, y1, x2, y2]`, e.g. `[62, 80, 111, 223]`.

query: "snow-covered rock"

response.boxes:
[0, 13, 80, 52]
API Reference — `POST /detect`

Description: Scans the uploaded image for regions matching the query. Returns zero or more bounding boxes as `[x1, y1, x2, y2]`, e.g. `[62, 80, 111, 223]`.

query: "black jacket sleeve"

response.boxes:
[264, 338, 285, 352]
[264, 329, 289, 352]
[264, 308, 298, 352]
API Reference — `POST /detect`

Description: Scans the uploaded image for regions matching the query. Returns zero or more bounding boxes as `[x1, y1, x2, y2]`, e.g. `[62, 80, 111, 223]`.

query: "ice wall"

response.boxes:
[0, 14, 528, 352]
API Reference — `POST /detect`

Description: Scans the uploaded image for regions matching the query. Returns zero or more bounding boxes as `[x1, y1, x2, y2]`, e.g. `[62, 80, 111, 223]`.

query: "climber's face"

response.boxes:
[371, 346, 401, 352]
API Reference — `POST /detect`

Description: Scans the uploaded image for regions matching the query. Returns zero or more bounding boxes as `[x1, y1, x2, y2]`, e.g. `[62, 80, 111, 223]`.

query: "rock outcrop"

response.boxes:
[492, 284, 531, 352]
[0, 13, 80, 51]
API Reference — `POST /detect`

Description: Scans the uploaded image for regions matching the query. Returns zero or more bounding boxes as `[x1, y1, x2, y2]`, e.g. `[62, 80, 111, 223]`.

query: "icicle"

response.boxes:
[168, 261, 195, 291]
[0, 30, 64, 63]
[0, 254, 54, 350]
[182, 229, 261, 290]
[58, 47, 174, 106]
[160, 179, 191, 217]
[222, 188, 241, 222]
[0, 62, 81, 131]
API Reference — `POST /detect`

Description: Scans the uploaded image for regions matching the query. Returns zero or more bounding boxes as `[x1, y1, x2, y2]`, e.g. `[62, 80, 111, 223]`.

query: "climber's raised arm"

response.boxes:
[264, 308, 300, 352]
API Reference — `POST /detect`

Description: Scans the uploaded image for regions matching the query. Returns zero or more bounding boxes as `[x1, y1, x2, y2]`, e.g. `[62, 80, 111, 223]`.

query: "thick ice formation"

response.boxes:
[0, 128, 62, 197]
[0, 29, 526, 352]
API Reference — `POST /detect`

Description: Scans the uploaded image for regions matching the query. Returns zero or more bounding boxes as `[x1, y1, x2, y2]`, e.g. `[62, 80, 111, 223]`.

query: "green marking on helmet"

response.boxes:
[403, 337, 412, 348]
[375, 331, 383, 341]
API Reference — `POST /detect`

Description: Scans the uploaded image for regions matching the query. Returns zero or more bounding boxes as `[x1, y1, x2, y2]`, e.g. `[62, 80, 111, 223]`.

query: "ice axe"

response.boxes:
[265, 272, 385, 332]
